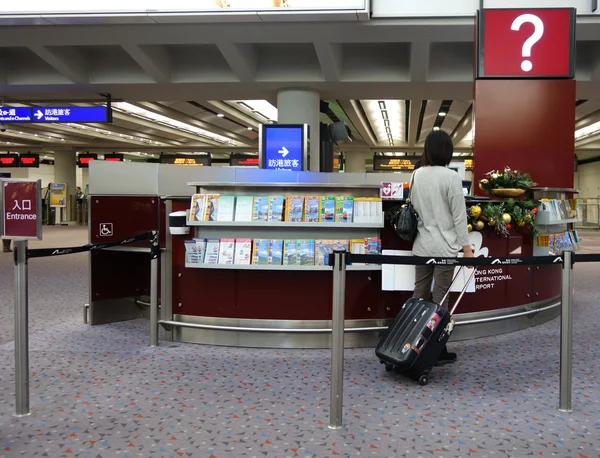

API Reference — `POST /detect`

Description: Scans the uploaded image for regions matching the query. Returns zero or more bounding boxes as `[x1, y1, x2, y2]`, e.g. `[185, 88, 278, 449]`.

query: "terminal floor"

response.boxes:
[0, 226, 599, 458]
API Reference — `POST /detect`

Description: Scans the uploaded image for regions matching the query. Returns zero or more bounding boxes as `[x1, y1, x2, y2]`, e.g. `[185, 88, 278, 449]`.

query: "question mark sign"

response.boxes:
[511, 14, 544, 72]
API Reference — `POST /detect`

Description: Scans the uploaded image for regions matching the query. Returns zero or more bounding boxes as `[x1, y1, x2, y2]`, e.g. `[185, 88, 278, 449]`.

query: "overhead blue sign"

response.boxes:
[262, 125, 305, 172]
[0, 106, 111, 123]
[0, 107, 33, 123]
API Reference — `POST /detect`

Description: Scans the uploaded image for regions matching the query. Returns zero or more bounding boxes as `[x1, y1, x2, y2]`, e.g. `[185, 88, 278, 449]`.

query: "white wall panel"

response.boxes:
[578, 161, 600, 198]
[372, 0, 592, 18]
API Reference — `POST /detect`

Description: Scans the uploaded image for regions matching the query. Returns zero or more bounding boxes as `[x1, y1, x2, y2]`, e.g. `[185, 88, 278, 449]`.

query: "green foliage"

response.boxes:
[479, 166, 537, 191]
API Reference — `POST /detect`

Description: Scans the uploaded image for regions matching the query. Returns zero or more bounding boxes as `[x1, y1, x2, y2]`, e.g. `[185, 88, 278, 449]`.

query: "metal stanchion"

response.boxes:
[14, 241, 31, 417]
[328, 250, 346, 430]
[150, 231, 160, 347]
[559, 250, 573, 412]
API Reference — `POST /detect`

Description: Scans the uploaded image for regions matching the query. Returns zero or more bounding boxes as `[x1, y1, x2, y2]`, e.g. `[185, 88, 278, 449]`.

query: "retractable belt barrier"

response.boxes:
[328, 252, 600, 267]
[11, 230, 160, 417]
[326, 249, 598, 430]
[24, 230, 160, 260]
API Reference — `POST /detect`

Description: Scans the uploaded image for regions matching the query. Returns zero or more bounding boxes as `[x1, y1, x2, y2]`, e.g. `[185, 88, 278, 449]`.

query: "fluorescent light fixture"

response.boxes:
[439, 112, 447, 117]
[575, 121, 600, 141]
[114, 102, 236, 145]
[433, 126, 440, 131]
[247, 127, 253, 131]
[233, 100, 278, 123]
[361, 100, 404, 147]
[217, 113, 225, 118]
[461, 128, 474, 144]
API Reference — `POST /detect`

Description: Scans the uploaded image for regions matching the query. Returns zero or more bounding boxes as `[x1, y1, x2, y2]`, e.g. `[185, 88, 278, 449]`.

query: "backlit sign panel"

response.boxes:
[18, 154, 40, 168]
[160, 155, 211, 166]
[0, 0, 366, 15]
[372, 156, 418, 171]
[230, 154, 259, 167]
[77, 154, 98, 168]
[104, 154, 124, 162]
[0, 154, 19, 168]
[477, 8, 576, 78]
[260, 124, 307, 172]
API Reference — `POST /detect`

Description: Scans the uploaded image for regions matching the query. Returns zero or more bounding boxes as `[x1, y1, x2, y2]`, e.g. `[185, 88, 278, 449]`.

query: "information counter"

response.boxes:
[88, 163, 574, 349]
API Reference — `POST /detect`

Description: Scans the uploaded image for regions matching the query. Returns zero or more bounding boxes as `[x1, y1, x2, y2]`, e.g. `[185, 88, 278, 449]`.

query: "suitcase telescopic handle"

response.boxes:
[440, 267, 477, 316]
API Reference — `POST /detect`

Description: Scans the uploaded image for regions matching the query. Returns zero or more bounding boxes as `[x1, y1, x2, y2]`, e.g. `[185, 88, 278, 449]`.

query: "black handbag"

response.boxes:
[390, 173, 419, 241]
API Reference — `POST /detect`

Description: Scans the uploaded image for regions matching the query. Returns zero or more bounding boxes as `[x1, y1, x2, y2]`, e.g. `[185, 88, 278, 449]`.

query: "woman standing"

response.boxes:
[410, 131, 473, 365]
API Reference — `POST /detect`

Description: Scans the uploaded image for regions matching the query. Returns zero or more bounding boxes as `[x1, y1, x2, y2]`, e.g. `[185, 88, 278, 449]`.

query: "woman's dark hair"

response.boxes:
[423, 130, 454, 167]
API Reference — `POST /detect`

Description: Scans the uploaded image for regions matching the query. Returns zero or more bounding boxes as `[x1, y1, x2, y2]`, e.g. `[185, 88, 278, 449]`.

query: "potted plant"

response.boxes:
[478, 166, 536, 198]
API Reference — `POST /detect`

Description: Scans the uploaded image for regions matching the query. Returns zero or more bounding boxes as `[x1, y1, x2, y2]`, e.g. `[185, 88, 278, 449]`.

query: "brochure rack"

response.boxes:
[87, 162, 565, 349]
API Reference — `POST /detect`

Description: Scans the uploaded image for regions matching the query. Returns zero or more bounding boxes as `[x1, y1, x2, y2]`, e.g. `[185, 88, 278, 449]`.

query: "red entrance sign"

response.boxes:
[1, 180, 42, 240]
[478, 8, 575, 79]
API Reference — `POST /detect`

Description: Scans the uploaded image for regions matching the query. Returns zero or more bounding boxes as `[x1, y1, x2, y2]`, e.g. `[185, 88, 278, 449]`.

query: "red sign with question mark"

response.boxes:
[477, 8, 575, 79]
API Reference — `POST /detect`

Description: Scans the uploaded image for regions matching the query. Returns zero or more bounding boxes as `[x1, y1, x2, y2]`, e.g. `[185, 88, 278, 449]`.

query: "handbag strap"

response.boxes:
[407, 170, 416, 202]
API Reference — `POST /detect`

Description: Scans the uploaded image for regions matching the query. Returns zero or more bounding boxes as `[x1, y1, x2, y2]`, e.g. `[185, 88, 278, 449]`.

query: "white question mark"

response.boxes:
[511, 14, 545, 72]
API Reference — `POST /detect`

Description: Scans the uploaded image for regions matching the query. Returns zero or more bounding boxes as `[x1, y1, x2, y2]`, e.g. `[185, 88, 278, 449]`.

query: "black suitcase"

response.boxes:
[376, 267, 476, 386]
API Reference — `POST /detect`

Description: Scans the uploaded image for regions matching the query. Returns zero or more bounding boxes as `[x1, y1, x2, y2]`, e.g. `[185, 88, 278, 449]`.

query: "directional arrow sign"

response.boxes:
[34, 110, 43, 120]
[262, 125, 305, 172]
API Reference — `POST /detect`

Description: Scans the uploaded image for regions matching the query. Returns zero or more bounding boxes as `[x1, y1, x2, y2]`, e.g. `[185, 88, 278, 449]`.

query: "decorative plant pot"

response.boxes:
[490, 188, 526, 198]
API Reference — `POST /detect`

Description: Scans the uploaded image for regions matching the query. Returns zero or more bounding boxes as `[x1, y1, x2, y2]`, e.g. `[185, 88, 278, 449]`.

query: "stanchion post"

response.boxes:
[14, 240, 31, 417]
[559, 250, 573, 412]
[328, 250, 347, 430]
[150, 231, 159, 347]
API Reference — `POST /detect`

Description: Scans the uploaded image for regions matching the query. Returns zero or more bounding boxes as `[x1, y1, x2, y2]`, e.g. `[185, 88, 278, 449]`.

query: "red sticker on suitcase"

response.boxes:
[426, 313, 443, 331]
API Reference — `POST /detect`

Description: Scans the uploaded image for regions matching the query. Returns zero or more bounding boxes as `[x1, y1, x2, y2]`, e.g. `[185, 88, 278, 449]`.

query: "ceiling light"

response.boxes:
[433, 126, 440, 131]
[361, 100, 405, 146]
[575, 121, 600, 140]
[439, 112, 447, 117]
[114, 102, 237, 145]
[378, 101, 386, 110]
[247, 127, 253, 131]
[217, 113, 224, 118]
[235, 100, 278, 122]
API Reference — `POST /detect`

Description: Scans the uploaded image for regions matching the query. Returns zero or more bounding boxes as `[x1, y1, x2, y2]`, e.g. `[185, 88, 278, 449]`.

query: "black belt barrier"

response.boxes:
[330, 252, 600, 267]
[25, 230, 160, 260]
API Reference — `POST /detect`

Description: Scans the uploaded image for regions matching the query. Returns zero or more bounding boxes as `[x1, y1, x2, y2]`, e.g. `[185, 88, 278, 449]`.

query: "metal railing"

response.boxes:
[326, 250, 600, 429]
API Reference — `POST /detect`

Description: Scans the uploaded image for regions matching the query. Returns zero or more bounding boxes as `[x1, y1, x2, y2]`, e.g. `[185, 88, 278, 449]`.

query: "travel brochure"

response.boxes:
[184, 237, 381, 267]
[188, 194, 383, 224]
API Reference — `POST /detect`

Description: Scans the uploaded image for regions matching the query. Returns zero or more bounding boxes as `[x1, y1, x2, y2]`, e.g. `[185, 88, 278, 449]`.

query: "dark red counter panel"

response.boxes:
[172, 268, 380, 320]
[91, 251, 159, 301]
[90, 196, 160, 246]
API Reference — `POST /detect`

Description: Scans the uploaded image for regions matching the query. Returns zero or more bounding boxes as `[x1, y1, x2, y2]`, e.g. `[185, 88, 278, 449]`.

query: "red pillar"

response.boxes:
[473, 78, 575, 193]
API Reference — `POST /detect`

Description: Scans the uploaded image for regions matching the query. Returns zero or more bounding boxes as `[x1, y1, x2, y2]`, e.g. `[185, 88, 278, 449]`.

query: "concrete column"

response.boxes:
[344, 152, 370, 173]
[53, 151, 77, 221]
[277, 88, 320, 172]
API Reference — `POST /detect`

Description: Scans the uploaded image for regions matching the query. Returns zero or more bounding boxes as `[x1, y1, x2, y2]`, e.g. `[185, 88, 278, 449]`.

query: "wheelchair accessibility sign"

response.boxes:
[99, 223, 113, 237]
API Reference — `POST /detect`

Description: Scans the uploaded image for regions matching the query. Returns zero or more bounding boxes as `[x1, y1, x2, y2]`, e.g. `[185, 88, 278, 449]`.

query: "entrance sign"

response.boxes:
[259, 124, 307, 172]
[1, 180, 42, 240]
[49, 183, 67, 208]
[477, 8, 576, 78]
[0, 106, 112, 123]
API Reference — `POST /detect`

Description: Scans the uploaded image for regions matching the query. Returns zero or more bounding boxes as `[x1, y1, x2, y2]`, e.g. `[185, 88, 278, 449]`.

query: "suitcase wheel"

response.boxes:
[418, 373, 429, 386]
[384, 364, 394, 372]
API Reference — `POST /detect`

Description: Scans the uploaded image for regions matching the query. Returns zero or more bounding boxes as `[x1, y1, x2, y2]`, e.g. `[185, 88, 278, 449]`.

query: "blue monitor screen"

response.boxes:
[262, 125, 304, 172]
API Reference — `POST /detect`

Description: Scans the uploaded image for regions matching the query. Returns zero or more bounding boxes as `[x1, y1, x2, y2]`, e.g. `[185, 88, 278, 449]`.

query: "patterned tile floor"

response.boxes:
[0, 227, 599, 458]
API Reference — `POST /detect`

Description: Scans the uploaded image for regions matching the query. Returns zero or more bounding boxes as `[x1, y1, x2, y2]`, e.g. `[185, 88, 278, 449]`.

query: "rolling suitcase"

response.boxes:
[375, 267, 476, 386]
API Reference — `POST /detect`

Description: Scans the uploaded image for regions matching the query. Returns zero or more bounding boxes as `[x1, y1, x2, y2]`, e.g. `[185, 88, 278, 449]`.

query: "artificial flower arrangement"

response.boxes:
[478, 166, 537, 198]
[468, 198, 541, 237]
